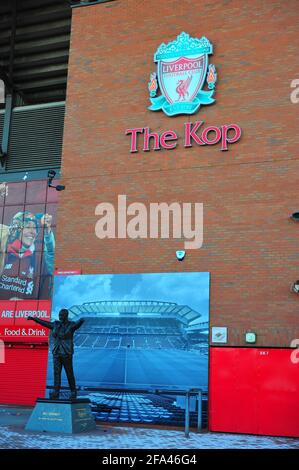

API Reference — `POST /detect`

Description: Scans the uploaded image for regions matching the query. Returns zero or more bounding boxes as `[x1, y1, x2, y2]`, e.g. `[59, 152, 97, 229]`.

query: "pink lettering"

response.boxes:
[221, 124, 242, 151]
[160, 131, 178, 149]
[126, 122, 242, 152]
[184, 121, 204, 147]
[201, 126, 222, 145]
[126, 128, 144, 153]
[143, 127, 160, 151]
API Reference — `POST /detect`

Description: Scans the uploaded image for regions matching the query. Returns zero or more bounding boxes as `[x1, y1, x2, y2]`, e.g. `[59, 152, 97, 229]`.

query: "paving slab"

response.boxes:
[0, 405, 298, 449]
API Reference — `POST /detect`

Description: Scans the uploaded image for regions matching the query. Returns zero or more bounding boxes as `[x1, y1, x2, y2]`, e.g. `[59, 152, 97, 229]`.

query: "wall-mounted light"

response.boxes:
[47, 170, 65, 191]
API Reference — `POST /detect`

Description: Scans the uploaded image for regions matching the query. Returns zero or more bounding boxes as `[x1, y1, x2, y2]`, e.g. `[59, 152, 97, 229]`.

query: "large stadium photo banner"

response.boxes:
[47, 272, 210, 428]
[0, 180, 57, 301]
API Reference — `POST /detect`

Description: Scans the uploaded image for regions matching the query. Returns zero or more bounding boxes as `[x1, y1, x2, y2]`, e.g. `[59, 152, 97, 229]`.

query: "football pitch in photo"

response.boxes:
[48, 347, 208, 390]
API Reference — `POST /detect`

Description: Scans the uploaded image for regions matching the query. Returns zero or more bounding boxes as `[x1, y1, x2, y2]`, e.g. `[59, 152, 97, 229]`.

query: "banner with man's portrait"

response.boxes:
[0, 179, 57, 301]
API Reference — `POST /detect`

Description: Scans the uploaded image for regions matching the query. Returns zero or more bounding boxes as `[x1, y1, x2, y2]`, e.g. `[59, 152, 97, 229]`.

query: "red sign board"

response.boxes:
[54, 269, 82, 275]
[0, 300, 51, 343]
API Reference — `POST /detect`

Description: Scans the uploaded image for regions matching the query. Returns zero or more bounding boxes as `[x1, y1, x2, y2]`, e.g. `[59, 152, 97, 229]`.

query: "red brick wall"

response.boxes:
[56, 0, 299, 347]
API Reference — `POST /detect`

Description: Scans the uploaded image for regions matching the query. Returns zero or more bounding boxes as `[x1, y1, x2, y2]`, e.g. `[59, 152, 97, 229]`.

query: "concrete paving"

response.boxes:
[0, 405, 298, 449]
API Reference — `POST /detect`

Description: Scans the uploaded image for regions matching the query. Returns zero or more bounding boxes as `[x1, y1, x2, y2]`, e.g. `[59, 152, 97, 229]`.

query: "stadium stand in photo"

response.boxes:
[70, 301, 208, 353]
[53, 388, 208, 428]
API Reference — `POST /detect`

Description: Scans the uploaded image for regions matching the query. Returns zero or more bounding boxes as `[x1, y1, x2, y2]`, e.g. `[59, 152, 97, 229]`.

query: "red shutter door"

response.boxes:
[0, 344, 48, 405]
[209, 347, 299, 437]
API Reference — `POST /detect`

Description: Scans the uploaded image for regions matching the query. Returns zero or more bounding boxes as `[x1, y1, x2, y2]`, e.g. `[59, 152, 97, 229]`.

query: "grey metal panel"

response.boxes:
[5, 102, 65, 171]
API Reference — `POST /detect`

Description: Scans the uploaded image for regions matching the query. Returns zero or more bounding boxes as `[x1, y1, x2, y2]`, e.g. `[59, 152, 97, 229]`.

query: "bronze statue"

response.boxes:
[27, 309, 84, 400]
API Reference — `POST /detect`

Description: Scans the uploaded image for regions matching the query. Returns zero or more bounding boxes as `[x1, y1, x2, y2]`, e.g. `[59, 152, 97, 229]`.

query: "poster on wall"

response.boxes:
[47, 272, 210, 427]
[0, 180, 57, 301]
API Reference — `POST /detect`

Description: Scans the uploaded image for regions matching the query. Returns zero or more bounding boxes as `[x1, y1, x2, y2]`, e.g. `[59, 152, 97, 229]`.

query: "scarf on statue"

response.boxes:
[7, 239, 35, 258]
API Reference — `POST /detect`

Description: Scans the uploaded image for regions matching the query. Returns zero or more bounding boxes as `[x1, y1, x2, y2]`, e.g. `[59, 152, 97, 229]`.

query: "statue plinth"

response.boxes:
[25, 398, 96, 433]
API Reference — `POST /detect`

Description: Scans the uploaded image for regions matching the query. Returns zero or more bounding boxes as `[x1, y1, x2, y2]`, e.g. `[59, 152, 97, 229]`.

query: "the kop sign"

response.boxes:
[126, 32, 241, 153]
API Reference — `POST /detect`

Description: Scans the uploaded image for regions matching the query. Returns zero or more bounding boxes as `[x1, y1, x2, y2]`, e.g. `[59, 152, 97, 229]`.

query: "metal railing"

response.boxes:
[155, 388, 203, 438]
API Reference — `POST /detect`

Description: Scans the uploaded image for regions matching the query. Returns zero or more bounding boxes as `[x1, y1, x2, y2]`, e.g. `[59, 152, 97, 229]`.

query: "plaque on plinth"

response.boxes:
[25, 398, 96, 433]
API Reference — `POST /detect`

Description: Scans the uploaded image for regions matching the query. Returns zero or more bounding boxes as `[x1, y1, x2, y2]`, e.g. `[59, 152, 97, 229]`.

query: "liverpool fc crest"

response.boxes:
[148, 32, 217, 117]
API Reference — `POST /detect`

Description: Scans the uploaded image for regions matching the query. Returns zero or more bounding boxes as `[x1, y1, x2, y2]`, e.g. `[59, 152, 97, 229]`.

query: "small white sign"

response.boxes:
[211, 326, 227, 344]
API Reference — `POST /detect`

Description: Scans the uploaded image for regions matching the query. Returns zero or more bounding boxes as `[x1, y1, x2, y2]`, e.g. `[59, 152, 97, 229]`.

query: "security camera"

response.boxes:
[176, 250, 186, 261]
[47, 169, 65, 191]
[47, 170, 56, 180]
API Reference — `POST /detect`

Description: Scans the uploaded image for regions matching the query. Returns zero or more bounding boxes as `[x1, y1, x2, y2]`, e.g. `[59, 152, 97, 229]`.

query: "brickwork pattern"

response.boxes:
[55, 0, 299, 347]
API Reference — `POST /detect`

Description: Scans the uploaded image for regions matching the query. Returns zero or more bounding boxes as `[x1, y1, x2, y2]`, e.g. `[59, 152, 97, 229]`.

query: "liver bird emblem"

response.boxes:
[176, 75, 193, 101]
